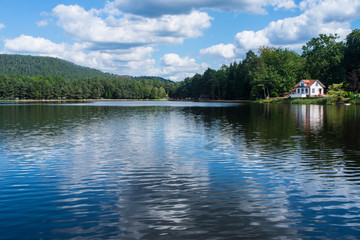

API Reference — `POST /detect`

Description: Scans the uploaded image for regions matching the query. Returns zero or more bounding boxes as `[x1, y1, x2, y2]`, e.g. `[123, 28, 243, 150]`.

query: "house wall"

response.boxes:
[290, 92, 307, 98]
[290, 87, 309, 98]
[309, 82, 323, 96]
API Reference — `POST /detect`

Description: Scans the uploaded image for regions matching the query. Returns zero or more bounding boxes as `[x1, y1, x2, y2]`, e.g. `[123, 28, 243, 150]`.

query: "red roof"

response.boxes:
[291, 80, 324, 92]
[294, 80, 317, 88]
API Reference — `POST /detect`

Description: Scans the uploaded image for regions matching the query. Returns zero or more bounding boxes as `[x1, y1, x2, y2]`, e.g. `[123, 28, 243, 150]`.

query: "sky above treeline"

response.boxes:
[0, 0, 360, 81]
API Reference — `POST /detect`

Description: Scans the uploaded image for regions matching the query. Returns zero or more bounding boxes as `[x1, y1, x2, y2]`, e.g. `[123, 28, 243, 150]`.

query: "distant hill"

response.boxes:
[0, 54, 114, 79]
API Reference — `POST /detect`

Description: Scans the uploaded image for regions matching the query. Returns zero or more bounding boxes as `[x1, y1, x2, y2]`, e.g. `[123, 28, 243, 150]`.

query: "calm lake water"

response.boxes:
[1, 101, 360, 239]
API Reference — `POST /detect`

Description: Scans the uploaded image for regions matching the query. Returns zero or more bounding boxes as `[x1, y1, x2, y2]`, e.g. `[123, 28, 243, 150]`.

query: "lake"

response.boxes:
[1, 101, 360, 239]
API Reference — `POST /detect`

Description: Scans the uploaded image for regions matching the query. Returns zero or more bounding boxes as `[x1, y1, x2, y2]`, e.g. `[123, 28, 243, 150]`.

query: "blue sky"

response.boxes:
[1, 0, 360, 81]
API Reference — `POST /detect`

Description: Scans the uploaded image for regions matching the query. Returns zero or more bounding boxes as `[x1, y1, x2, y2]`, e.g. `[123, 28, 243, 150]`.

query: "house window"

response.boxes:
[301, 89, 304, 94]
[316, 83, 318, 86]
[312, 89, 315, 93]
[298, 89, 300, 93]
[306, 89, 308, 93]
[301, 82, 305, 87]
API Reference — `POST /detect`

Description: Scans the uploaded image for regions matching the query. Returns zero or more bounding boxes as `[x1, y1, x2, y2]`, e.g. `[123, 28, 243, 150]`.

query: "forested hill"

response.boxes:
[0, 54, 113, 79]
[0, 54, 178, 100]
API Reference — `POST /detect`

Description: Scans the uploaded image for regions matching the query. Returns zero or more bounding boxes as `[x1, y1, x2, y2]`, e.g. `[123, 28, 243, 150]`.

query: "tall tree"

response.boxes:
[344, 29, 360, 92]
[203, 68, 218, 99]
[302, 34, 346, 86]
[249, 47, 303, 99]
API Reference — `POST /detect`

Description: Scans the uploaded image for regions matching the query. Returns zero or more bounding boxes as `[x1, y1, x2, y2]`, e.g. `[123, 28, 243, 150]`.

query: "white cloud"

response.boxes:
[272, 0, 297, 9]
[36, 20, 49, 27]
[106, 0, 297, 17]
[200, 43, 236, 59]
[0, 23, 5, 30]
[160, 53, 207, 81]
[161, 53, 196, 67]
[52, 4, 212, 47]
[4, 35, 67, 54]
[232, 0, 360, 54]
[235, 30, 270, 51]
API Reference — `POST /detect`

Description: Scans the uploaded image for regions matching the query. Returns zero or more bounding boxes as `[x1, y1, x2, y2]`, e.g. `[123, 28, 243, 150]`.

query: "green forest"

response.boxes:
[0, 55, 175, 100]
[0, 54, 113, 79]
[173, 29, 360, 100]
[0, 74, 176, 100]
[1, 29, 360, 100]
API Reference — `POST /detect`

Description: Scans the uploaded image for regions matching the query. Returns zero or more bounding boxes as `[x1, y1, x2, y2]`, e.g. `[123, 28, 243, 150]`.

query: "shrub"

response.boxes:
[270, 91, 279, 98]
[335, 96, 344, 103]
[347, 91, 355, 99]
[327, 82, 347, 97]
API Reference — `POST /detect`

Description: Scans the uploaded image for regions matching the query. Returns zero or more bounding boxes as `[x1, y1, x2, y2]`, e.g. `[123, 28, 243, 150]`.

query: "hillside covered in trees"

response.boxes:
[173, 29, 360, 100]
[0, 54, 114, 79]
[0, 55, 176, 100]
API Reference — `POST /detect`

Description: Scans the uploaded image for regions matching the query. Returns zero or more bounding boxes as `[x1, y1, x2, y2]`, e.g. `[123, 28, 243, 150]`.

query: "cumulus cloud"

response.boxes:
[160, 54, 207, 81]
[4, 35, 67, 54]
[52, 4, 212, 48]
[0, 23, 5, 30]
[106, 0, 296, 17]
[232, 0, 360, 54]
[235, 31, 270, 52]
[200, 43, 235, 59]
[272, 0, 297, 9]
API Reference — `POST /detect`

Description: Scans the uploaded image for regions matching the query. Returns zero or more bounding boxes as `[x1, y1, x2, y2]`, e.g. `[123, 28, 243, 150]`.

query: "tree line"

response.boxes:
[0, 55, 179, 100]
[173, 29, 360, 100]
[0, 75, 176, 100]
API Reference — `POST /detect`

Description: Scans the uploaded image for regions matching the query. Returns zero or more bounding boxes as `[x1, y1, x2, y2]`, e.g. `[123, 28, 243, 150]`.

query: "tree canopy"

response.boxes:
[302, 34, 346, 86]
[0, 74, 174, 100]
[0, 54, 113, 79]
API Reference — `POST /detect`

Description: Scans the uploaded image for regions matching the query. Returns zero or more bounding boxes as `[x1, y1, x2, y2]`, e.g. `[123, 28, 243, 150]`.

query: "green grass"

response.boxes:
[255, 97, 333, 104]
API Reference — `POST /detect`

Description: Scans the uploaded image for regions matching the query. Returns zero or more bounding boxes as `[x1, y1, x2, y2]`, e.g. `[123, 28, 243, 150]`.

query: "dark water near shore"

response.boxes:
[1, 101, 360, 239]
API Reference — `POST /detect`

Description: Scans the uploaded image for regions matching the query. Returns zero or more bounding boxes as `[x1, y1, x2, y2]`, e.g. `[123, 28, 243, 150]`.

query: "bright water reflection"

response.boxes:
[0, 102, 360, 239]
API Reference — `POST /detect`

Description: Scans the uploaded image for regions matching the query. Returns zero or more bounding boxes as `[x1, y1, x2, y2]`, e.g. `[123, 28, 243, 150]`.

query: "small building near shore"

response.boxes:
[289, 80, 325, 98]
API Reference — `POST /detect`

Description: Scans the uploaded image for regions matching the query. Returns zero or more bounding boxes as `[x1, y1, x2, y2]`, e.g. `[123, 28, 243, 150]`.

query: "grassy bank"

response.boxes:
[256, 97, 332, 104]
[256, 96, 360, 104]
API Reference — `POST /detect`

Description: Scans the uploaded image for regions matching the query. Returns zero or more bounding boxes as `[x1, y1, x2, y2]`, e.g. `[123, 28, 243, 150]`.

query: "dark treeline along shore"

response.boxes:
[1, 29, 360, 101]
[0, 55, 174, 100]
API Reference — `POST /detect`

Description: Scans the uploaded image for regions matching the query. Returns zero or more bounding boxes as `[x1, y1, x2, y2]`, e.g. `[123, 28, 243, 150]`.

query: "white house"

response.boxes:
[289, 80, 325, 98]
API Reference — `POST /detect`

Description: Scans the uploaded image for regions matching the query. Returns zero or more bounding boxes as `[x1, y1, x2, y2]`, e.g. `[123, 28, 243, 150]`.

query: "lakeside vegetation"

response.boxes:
[172, 29, 360, 102]
[256, 97, 330, 104]
[0, 74, 176, 100]
[1, 29, 360, 102]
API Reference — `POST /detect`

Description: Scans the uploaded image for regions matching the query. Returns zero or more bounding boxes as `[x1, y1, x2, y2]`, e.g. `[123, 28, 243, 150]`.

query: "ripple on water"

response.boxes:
[1, 102, 360, 239]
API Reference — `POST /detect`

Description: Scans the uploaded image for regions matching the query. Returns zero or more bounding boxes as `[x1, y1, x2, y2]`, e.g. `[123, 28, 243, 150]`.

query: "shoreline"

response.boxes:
[0, 99, 167, 103]
[0, 99, 250, 104]
[3, 98, 357, 105]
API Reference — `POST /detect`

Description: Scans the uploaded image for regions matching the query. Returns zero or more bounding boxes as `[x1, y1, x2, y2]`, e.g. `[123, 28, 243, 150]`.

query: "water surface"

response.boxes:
[1, 101, 360, 239]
